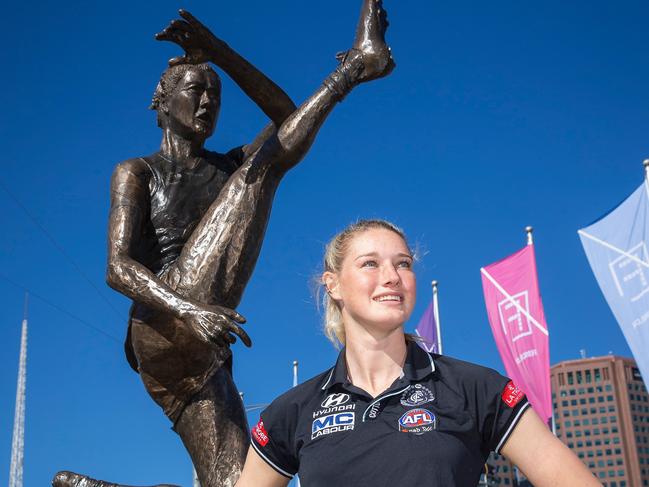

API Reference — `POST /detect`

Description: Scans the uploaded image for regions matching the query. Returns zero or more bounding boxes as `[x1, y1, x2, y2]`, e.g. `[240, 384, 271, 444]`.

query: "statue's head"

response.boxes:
[151, 63, 222, 140]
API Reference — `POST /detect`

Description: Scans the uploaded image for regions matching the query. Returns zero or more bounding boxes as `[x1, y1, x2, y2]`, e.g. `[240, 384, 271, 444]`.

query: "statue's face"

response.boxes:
[165, 67, 221, 140]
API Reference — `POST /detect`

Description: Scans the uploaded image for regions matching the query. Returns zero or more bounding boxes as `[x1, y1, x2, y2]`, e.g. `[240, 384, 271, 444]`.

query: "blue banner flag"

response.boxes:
[579, 182, 649, 386]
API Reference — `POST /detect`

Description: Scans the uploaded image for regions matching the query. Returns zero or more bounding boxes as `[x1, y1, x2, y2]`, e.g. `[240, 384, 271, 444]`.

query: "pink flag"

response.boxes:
[480, 244, 552, 426]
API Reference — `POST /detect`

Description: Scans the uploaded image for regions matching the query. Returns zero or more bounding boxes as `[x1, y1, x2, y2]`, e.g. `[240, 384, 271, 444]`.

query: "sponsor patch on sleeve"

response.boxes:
[252, 419, 270, 446]
[501, 380, 525, 408]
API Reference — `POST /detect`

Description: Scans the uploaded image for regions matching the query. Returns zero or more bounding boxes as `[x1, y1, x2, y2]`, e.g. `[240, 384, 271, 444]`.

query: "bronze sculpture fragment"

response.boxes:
[54, 1, 394, 485]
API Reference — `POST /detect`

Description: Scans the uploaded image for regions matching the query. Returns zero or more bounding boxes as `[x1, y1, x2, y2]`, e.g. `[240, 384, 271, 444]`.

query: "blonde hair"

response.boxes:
[321, 219, 413, 348]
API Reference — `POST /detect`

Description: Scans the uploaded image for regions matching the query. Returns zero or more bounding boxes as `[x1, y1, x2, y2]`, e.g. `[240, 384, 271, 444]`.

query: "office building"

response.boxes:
[552, 355, 649, 487]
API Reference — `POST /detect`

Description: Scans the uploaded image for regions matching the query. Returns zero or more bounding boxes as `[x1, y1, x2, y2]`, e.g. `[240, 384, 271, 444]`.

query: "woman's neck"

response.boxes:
[344, 327, 407, 398]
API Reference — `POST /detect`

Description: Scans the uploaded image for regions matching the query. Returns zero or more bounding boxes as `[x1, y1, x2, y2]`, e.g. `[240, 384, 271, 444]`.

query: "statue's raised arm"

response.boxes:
[156, 9, 296, 126]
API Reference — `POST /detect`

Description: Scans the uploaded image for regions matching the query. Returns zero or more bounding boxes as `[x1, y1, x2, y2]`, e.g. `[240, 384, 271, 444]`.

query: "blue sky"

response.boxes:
[2, 0, 649, 485]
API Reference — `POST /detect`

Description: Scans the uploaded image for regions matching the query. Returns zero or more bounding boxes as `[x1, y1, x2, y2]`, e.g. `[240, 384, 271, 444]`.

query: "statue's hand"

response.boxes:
[183, 305, 251, 348]
[156, 9, 229, 66]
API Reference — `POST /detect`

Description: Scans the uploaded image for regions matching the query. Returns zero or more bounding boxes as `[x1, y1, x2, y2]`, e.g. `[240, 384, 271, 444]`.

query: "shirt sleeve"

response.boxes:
[473, 368, 531, 454]
[250, 399, 299, 479]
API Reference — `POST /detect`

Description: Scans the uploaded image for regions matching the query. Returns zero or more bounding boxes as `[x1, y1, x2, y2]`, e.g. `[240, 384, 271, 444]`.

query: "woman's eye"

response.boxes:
[361, 260, 378, 268]
[398, 260, 412, 269]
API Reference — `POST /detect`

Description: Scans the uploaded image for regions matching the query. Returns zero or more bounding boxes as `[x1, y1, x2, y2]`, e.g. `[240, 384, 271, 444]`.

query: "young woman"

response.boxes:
[236, 220, 600, 486]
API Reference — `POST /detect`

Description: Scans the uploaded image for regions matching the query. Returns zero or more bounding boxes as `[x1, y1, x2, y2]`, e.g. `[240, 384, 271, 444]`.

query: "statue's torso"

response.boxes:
[136, 150, 243, 275]
[126, 149, 244, 420]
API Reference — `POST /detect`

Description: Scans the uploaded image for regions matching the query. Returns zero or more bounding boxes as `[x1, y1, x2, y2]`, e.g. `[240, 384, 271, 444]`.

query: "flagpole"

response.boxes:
[525, 226, 556, 434]
[292, 361, 301, 487]
[525, 226, 534, 246]
[431, 280, 442, 354]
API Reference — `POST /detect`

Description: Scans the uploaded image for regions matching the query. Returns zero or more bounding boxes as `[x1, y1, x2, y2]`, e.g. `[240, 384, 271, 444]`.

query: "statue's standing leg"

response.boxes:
[173, 368, 247, 487]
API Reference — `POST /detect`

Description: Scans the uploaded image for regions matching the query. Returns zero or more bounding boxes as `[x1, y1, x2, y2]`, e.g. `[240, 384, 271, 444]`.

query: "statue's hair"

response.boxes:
[150, 63, 221, 124]
[320, 219, 417, 348]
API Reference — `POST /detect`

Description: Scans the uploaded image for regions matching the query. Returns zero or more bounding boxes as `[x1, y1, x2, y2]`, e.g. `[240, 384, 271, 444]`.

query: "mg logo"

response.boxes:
[311, 412, 355, 439]
[321, 393, 350, 408]
[312, 412, 354, 433]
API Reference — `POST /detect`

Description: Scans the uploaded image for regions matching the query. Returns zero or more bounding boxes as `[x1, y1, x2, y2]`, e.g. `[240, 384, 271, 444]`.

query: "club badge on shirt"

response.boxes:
[501, 380, 525, 408]
[400, 384, 435, 407]
[398, 408, 437, 434]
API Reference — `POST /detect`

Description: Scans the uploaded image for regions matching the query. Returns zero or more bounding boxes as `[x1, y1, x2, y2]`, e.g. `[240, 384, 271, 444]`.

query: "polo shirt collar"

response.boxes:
[321, 340, 436, 391]
[403, 339, 437, 380]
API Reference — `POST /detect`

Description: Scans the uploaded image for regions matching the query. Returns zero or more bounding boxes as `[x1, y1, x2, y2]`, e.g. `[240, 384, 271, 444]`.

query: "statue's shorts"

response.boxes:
[126, 303, 232, 424]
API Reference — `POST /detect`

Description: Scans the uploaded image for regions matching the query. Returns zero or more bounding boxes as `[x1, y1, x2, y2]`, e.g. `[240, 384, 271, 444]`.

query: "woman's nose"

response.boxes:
[381, 263, 401, 286]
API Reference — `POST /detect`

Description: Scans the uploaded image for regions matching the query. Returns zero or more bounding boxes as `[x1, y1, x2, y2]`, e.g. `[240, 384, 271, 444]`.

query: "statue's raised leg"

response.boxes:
[170, 0, 395, 309]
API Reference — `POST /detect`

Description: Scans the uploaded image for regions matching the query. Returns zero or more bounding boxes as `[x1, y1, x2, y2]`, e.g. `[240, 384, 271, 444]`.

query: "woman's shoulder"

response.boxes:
[432, 353, 508, 386]
[266, 367, 335, 412]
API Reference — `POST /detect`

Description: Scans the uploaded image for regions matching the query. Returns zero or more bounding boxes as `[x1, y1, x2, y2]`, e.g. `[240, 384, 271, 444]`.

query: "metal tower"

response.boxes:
[9, 294, 28, 487]
[192, 466, 200, 487]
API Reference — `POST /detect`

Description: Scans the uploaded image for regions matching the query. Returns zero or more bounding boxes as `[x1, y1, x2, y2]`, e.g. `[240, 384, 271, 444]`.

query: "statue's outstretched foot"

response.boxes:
[325, 0, 394, 100]
[53, 471, 114, 487]
[52, 471, 179, 487]
[348, 0, 395, 82]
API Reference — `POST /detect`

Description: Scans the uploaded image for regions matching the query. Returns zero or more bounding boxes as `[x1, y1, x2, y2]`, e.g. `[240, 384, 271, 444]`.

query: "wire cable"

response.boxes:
[0, 272, 121, 344]
[0, 178, 122, 320]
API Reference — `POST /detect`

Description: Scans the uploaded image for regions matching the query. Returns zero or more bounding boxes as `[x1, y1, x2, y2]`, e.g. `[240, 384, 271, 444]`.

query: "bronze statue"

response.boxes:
[53, 1, 393, 486]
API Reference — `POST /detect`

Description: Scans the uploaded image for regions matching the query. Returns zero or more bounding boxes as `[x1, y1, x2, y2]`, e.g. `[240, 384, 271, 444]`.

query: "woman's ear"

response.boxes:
[322, 271, 342, 300]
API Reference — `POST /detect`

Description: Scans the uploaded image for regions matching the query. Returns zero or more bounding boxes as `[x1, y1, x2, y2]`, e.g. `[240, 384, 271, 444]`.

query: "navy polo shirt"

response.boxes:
[251, 341, 530, 486]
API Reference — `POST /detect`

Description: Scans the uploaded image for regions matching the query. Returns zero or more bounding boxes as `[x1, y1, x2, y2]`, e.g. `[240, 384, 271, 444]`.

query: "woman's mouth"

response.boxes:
[373, 294, 403, 303]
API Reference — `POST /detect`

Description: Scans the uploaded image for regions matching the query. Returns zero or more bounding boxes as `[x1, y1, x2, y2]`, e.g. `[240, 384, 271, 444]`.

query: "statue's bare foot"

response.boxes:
[347, 0, 395, 82]
[53, 471, 106, 487]
[52, 471, 179, 487]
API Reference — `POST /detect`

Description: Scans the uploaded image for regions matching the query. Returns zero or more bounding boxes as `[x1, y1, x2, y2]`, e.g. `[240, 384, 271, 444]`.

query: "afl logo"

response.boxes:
[399, 408, 436, 434]
[321, 393, 350, 408]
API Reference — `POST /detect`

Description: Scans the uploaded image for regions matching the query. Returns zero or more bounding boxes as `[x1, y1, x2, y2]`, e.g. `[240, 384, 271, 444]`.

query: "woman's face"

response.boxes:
[325, 228, 416, 337]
